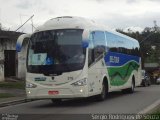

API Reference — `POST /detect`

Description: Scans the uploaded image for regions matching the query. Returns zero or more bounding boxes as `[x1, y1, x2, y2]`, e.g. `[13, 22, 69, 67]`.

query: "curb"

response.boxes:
[138, 99, 160, 114]
[0, 98, 32, 108]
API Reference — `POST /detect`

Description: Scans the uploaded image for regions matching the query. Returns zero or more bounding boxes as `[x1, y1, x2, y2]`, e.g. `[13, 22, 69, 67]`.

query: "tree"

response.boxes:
[116, 27, 160, 67]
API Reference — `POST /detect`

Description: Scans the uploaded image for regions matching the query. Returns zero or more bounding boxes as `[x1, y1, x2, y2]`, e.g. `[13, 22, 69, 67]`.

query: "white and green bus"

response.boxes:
[16, 16, 141, 102]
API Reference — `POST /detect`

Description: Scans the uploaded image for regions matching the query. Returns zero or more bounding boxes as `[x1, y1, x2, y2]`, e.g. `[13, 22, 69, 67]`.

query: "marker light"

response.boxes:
[80, 89, 83, 93]
[27, 91, 31, 94]
[26, 82, 37, 88]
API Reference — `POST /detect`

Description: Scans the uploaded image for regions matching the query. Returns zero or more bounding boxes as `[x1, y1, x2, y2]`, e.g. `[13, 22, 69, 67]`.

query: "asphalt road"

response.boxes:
[0, 85, 160, 119]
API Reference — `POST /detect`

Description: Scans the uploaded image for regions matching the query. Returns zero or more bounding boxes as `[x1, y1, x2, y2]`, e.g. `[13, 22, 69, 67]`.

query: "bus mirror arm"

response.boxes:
[16, 34, 31, 52]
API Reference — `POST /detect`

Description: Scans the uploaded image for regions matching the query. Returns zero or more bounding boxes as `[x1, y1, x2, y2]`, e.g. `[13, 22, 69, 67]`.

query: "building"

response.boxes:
[0, 30, 27, 81]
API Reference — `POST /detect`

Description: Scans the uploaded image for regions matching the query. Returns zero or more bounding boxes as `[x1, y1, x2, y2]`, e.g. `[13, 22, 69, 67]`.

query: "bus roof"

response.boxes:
[35, 16, 139, 43]
[36, 16, 102, 31]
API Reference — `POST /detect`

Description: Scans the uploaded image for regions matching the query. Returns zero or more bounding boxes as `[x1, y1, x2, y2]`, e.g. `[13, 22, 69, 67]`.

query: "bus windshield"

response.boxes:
[27, 29, 86, 75]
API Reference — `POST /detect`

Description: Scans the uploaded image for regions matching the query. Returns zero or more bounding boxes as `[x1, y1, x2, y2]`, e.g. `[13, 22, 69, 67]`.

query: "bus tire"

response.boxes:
[122, 77, 135, 94]
[51, 99, 62, 104]
[128, 79, 135, 93]
[97, 80, 108, 101]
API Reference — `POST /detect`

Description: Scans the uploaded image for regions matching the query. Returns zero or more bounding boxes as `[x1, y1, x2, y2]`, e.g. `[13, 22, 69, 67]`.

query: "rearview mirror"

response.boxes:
[82, 41, 89, 48]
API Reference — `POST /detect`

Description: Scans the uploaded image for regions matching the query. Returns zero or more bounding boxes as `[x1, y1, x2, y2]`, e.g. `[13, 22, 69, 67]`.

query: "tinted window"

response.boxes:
[105, 31, 140, 56]
[88, 33, 94, 66]
[92, 31, 106, 46]
[27, 29, 86, 74]
[92, 31, 106, 59]
[105, 32, 118, 52]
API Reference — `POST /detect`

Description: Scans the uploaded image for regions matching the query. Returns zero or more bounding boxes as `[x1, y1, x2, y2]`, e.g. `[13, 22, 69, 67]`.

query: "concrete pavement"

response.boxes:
[0, 84, 26, 107]
[0, 97, 26, 107]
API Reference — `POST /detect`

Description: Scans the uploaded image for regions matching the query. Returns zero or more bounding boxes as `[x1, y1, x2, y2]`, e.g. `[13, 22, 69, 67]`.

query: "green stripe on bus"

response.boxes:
[107, 61, 140, 86]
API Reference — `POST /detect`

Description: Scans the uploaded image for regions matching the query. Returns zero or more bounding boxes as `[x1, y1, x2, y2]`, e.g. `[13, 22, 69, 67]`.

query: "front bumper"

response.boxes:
[26, 86, 88, 99]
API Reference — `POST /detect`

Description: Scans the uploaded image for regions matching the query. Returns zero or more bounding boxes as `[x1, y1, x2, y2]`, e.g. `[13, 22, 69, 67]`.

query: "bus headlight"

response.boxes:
[71, 78, 87, 86]
[26, 82, 37, 88]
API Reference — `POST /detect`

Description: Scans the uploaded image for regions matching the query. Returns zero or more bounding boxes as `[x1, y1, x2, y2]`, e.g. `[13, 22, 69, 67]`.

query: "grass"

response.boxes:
[153, 109, 160, 115]
[143, 108, 160, 120]
[0, 93, 15, 98]
[0, 81, 25, 89]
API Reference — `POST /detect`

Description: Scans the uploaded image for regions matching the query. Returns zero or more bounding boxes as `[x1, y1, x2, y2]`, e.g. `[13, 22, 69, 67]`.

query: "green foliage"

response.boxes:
[143, 109, 160, 120]
[116, 28, 160, 65]
[0, 81, 25, 89]
[0, 93, 15, 98]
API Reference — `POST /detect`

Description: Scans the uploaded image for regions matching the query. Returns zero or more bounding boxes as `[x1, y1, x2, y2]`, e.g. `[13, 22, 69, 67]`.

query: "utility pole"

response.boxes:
[31, 16, 33, 33]
[15, 15, 34, 32]
[19, 14, 23, 32]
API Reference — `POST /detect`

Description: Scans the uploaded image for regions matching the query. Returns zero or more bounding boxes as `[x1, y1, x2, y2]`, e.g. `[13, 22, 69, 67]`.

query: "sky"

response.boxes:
[0, 0, 160, 33]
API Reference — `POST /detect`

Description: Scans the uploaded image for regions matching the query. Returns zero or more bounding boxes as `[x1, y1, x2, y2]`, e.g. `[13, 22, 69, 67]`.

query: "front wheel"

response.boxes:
[97, 82, 108, 101]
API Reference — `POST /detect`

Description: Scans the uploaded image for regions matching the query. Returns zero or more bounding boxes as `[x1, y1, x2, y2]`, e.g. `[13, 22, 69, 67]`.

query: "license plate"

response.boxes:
[48, 91, 59, 95]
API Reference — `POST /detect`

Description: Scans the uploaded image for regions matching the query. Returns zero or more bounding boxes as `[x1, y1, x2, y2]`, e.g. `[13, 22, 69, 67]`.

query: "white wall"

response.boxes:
[17, 39, 28, 80]
[0, 52, 4, 81]
[0, 31, 23, 81]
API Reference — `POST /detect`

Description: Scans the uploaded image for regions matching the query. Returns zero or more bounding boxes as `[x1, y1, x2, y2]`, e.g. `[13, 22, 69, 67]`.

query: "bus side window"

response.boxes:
[88, 33, 95, 66]
[106, 32, 121, 53]
[92, 31, 106, 59]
